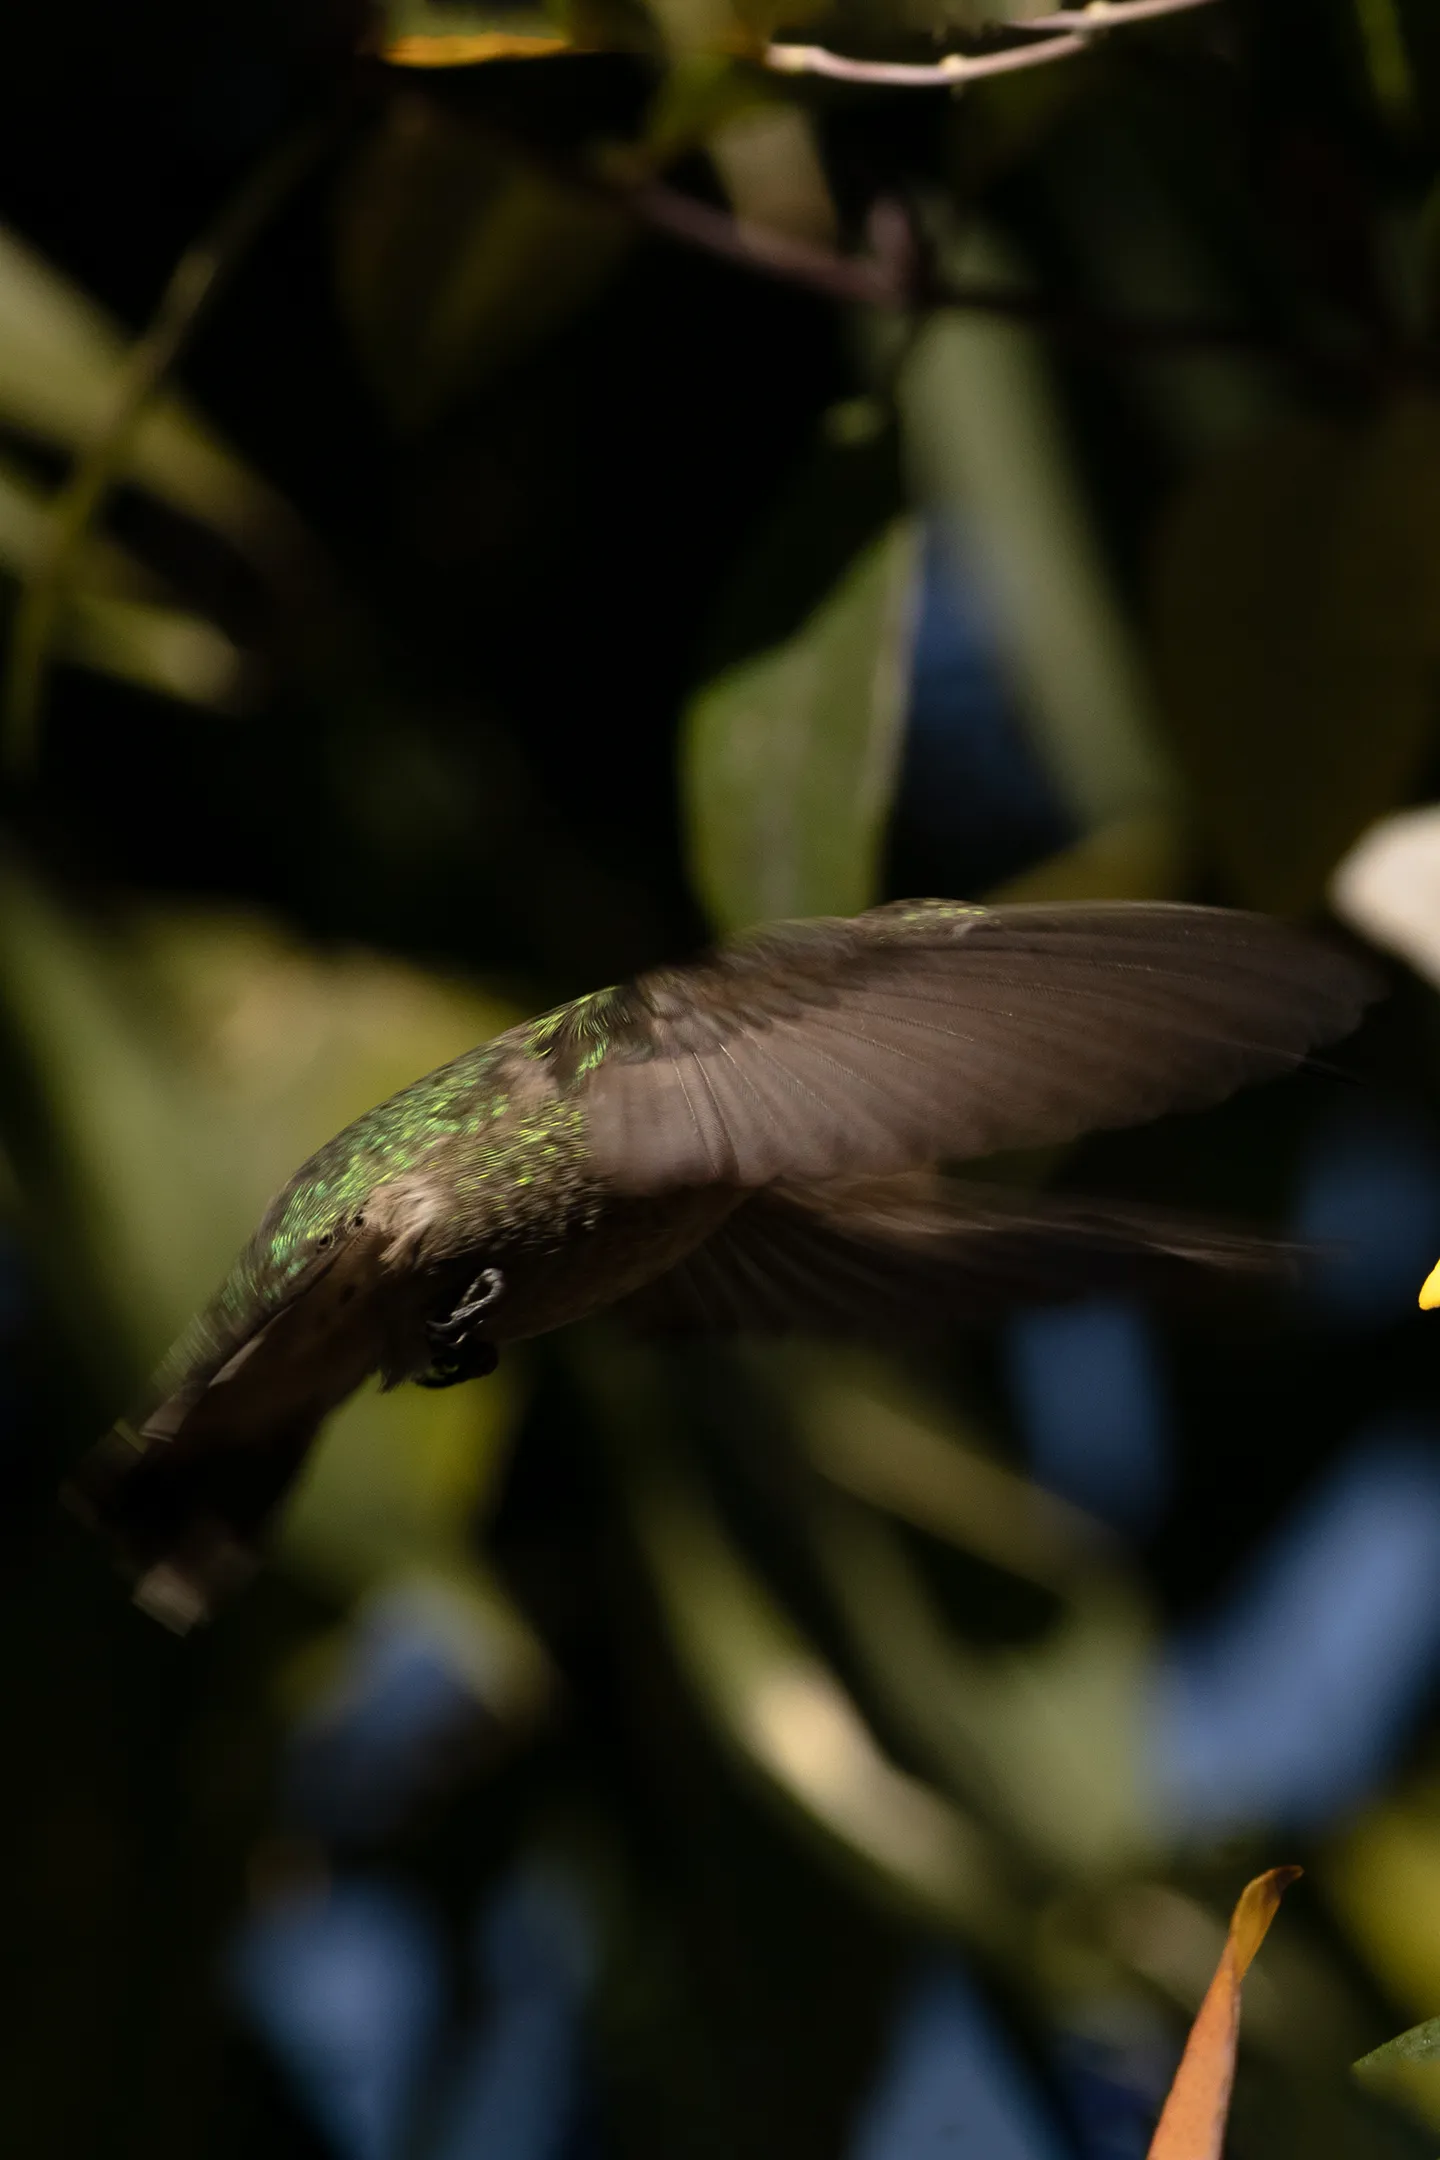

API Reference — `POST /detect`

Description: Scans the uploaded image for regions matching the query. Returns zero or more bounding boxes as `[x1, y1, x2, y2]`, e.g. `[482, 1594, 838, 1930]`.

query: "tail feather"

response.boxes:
[621, 1170, 1304, 1339]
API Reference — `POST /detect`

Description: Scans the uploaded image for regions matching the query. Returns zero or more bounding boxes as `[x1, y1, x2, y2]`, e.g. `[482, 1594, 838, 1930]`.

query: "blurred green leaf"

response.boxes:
[1326, 1785, 1440, 2119]
[770, 1349, 1159, 1874]
[643, 55, 781, 161]
[336, 99, 632, 430]
[0, 455, 146, 597]
[682, 515, 919, 931]
[0, 456, 244, 708]
[707, 102, 836, 244]
[1355, 0, 1418, 128]
[2, 125, 332, 769]
[0, 223, 296, 558]
[696, 397, 902, 673]
[579, 1335, 1020, 1942]
[1152, 394, 1440, 915]
[811, 1495, 1159, 1875]
[1357, 2015, 1440, 2072]
[897, 224, 1177, 843]
[789, 1346, 1110, 1593]
[1353, 2007, 1440, 2136]
[56, 592, 246, 710]
[990, 806, 1190, 903]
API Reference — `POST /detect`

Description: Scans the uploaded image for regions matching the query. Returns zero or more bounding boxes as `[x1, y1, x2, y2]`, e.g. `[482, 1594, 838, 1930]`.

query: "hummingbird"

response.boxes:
[70, 898, 1378, 1629]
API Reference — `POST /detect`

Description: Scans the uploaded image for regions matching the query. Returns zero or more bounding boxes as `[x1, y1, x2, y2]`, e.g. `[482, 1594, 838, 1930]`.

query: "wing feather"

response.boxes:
[550, 903, 1378, 1195]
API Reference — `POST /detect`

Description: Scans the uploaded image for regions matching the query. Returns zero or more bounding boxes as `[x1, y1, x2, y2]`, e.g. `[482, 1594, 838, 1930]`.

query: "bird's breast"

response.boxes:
[477, 1184, 745, 1343]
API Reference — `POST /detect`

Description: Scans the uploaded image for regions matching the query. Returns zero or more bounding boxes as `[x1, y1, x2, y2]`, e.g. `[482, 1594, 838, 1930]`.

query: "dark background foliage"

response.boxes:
[5, 2, 1440, 2155]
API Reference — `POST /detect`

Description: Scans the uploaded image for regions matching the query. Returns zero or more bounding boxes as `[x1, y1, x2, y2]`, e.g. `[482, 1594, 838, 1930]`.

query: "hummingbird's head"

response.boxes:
[67, 1155, 445, 1632]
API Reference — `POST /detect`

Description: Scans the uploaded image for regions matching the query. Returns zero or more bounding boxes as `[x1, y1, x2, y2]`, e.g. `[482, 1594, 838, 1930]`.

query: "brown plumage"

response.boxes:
[69, 898, 1381, 1626]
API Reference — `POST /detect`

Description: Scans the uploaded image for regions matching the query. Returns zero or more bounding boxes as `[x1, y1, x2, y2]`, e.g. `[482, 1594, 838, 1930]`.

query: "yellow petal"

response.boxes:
[1420, 1259, 1440, 1310]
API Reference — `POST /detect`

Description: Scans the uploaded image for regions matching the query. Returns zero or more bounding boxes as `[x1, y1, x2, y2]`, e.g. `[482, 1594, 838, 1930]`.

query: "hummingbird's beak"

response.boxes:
[1420, 1259, 1440, 1310]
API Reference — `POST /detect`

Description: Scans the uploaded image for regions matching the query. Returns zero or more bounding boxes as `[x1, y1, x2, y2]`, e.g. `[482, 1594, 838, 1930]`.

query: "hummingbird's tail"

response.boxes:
[621, 1171, 1306, 1339]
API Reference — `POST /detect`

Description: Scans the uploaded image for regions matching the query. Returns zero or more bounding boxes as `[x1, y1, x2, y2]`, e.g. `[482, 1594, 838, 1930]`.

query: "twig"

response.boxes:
[766, 0, 1219, 88]
[2, 118, 335, 777]
[765, 31, 1085, 86]
[630, 179, 1289, 362]
[453, 111, 1292, 361]
[631, 182, 898, 304]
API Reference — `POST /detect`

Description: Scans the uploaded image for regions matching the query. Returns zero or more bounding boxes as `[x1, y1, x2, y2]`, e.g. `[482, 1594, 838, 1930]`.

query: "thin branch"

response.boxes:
[2, 118, 335, 776]
[629, 180, 1290, 362]
[453, 114, 1296, 363]
[765, 0, 1218, 88]
[631, 182, 898, 303]
[765, 31, 1085, 85]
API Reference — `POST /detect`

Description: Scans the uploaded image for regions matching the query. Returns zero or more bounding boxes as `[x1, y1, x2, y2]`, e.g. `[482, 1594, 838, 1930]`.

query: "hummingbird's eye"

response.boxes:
[315, 1229, 335, 1252]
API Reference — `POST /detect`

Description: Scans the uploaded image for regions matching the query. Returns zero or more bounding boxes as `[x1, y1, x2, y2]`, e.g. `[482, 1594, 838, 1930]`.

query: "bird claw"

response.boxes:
[417, 1269, 505, 1388]
[429, 1267, 505, 1345]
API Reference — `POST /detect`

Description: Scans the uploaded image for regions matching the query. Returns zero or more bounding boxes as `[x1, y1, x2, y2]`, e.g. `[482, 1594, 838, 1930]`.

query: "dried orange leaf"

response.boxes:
[1147, 1866, 1300, 2160]
[383, 31, 570, 62]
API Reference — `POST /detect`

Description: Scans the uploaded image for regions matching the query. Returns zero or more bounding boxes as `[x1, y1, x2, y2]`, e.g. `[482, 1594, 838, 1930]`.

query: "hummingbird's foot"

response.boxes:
[417, 1268, 506, 1387]
[429, 1268, 505, 1345]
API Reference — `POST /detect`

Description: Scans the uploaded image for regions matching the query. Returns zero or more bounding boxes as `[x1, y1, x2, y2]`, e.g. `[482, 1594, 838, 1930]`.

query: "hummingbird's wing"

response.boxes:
[620, 1172, 1301, 1339]
[538, 901, 1378, 1195]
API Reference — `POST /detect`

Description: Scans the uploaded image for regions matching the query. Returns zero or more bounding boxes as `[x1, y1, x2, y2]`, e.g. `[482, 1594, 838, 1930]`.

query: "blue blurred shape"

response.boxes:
[849, 1964, 1070, 2160]
[428, 1868, 597, 2160]
[1050, 2010, 1176, 2160]
[1155, 1427, 1440, 1834]
[897, 521, 1074, 891]
[1291, 1101, 1440, 1327]
[284, 1591, 497, 1846]
[227, 1879, 445, 2160]
[1004, 1299, 1170, 1535]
